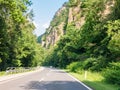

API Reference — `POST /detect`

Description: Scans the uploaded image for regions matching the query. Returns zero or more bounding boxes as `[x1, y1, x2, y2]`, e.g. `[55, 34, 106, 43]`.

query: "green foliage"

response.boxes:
[70, 71, 120, 90]
[42, 0, 120, 67]
[105, 20, 120, 55]
[50, 7, 68, 27]
[67, 62, 83, 73]
[68, 0, 80, 7]
[82, 58, 97, 70]
[82, 56, 107, 71]
[0, 0, 44, 71]
[37, 34, 43, 43]
[80, 0, 105, 16]
[103, 62, 120, 85]
[0, 71, 5, 76]
[41, 3, 69, 47]
[42, 0, 120, 86]
[110, 0, 120, 20]
[43, 47, 60, 67]
[12, 60, 22, 67]
[0, 58, 2, 63]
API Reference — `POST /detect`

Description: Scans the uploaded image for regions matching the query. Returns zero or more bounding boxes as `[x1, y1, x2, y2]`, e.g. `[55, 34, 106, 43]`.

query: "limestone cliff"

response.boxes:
[41, 3, 68, 48]
[40, 0, 115, 48]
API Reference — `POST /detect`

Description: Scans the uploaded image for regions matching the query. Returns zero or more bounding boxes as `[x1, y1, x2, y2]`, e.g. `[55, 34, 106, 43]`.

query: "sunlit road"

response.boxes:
[0, 67, 92, 90]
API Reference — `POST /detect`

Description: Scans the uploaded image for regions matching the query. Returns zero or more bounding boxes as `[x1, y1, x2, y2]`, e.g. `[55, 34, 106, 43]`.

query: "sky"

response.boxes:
[31, 0, 69, 36]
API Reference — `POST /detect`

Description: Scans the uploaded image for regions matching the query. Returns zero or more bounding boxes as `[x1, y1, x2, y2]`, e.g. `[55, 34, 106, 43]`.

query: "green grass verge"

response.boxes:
[69, 71, 120, 90]
[0, 67, 38, 77]
[0, 71, 5, 76]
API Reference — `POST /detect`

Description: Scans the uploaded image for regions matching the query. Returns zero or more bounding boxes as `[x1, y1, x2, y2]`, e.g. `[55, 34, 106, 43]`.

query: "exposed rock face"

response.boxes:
[44, 22, 65, 48]
[68, 2, 85, 28]
[41, 2, 84, 48]
[41, 4, 68, 48]
[40, 0, 115, 48]
[102, 0, 115, 19]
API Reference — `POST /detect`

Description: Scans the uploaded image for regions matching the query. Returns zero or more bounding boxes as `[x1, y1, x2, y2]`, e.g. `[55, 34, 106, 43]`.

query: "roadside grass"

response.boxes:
[69, 71, 120, 90]
[0, 71, 5, 76]
[0, 67, 39, 77]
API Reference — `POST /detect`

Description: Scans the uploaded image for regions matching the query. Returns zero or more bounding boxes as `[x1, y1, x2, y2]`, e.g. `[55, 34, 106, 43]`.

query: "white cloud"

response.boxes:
[42, 21, 50, 29]
[33, 21, 50, 36]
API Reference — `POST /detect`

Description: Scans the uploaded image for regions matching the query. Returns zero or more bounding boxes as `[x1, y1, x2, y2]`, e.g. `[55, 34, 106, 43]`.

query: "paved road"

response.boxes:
[0, 67, 92, 90]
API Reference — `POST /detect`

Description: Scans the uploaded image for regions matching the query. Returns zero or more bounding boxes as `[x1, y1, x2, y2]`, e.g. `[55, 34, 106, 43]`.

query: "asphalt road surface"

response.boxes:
[0, 67, 92, 90]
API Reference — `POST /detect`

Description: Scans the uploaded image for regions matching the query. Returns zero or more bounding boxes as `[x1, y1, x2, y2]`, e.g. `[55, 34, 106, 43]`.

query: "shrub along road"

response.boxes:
[0, 67, 92, 90]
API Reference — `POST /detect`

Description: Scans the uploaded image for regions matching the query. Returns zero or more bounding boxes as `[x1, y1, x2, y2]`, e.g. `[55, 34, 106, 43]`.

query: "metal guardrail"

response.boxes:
[5, 67, 39, 75]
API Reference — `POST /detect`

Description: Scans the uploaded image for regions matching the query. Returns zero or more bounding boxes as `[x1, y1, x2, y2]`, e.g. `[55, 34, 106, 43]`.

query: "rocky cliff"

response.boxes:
[41, 3, 68, 48]
[40, 0, 115, 48]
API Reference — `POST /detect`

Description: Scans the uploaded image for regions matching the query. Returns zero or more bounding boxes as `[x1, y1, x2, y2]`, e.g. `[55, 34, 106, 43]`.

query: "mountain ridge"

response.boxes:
[39, 0, 115, 48]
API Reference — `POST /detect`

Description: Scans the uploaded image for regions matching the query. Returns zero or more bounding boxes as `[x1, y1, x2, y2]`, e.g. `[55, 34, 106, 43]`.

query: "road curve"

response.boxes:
[0, 67, 92, 90]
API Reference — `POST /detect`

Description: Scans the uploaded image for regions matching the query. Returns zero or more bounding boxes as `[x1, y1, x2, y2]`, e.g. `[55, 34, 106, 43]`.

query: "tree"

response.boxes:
[105, 20, 120, 56]
[0, 0, 44, 70]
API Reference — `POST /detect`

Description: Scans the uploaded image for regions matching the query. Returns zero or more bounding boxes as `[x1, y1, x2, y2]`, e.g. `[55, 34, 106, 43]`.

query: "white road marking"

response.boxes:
[46, 70, 52, 76]
[46, 73, 50, 76]
[53, 69, 92, 90]
[0, 75, 24, 84]
[39, 78, 44, 82]
[0, 67, 45, 84]
[48, 68, 92, 90]
[66, 72, 93, 90]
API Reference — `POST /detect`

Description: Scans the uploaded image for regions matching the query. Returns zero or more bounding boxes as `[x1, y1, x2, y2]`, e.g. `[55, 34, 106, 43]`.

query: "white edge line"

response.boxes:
[0, 75, 24, 84]
[65, 71, 93, 90]
[0, 67, 45, 84]
[46, 69, 52, 76]
[39, 78, 44, 82]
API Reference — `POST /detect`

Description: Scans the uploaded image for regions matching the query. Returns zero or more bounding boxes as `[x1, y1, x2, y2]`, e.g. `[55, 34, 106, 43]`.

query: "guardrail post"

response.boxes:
[84, 70, 87, 80]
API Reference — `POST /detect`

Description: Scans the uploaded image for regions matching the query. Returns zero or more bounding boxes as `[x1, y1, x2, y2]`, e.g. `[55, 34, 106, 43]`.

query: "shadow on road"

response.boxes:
[20, 80, 89, 90]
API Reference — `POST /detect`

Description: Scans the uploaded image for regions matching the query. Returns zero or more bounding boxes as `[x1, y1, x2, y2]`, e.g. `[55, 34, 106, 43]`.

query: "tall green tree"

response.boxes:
[0, 0, 44, 70]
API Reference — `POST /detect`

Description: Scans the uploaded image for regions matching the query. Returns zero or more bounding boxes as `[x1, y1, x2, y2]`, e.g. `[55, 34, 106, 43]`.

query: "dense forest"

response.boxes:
[0, 0, 120, 87]
[0, 0, 44, 71]
[40, 0, 120, 85]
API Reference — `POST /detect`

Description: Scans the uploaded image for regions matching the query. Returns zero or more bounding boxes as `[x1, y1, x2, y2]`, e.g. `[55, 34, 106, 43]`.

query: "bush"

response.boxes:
[82, 57, 97, 70]
[68, 0, 78, 7]
[82, 56, 108, 71]
[67, 61, 83, 73]
[102, 62, 120, 85]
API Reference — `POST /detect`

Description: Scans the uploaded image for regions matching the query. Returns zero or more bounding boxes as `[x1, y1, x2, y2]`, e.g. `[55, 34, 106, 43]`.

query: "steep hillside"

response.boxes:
[40, 0, 116, 48]
[41, 0, 120, 86]
[42, 0, 120, 67]
[40, 1, 85, 48]
[40, 3, 68, 48]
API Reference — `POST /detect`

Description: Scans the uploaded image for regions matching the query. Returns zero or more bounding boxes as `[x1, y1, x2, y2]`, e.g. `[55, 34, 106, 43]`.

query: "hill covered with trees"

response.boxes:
[40, 0, 120, 85]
